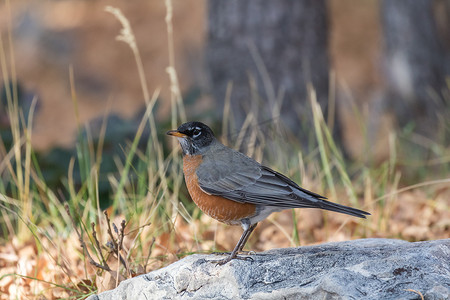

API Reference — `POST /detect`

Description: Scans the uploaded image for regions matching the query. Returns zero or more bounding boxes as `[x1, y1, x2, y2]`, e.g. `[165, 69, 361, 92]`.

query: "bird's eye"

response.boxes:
[192, 128, 201, 138]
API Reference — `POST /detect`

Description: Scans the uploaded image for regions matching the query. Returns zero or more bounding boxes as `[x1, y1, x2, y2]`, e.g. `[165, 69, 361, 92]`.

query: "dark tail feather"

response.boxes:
[318, 200, 370, 218]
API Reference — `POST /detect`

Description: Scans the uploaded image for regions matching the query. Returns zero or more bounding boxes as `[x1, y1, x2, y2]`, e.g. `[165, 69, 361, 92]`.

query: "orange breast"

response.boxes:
[183, 154, 256, 225]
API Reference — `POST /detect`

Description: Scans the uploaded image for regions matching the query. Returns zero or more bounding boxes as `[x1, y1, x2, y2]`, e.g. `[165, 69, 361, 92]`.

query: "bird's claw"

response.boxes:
[210, 255, 254, 266]
[212, 250, 253, 256]
[212, 251, 232, 256]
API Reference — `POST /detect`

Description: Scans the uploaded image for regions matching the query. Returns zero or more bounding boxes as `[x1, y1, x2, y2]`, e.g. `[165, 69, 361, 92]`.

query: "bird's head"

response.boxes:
[166, 121, 216, 155]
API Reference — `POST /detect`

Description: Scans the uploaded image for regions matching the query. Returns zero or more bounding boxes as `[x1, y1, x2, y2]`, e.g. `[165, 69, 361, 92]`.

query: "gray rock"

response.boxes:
[87, 238, 450, 300]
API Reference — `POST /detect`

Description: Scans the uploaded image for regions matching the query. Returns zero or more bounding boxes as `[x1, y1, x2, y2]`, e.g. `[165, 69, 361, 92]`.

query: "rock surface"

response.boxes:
[87, 238, 450, 300]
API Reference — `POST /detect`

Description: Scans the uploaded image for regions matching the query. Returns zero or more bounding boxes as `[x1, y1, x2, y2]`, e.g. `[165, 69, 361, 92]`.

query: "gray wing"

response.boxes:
[197, 147, 326, 209]
[197, 146, 370, 218]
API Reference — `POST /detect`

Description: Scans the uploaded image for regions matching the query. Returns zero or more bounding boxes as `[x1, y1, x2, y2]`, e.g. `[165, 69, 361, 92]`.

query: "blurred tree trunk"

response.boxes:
[381, 0, 450, 136]
[206, 0, 338, 147]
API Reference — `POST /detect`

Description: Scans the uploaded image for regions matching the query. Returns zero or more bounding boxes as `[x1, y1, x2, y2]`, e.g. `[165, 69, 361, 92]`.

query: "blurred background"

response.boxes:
[0, 1, 449, 296]
[1, 0, 447, 154]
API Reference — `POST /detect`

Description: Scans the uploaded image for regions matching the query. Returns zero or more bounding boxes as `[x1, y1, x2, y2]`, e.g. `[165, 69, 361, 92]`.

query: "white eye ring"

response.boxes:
[192, 129, 201, 138]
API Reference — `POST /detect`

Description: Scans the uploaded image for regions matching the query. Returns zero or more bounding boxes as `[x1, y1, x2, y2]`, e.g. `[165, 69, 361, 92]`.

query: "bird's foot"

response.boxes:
[212, 251, 231, 256]
[239, 250, 255, 255]
[209, 254, 254, 266]
[212, 250, 255, 256]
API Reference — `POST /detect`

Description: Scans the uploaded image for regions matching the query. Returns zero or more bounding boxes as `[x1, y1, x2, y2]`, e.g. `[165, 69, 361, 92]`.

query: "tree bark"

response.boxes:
[206, 0, 335, 144]
[381, 0, 449, 136]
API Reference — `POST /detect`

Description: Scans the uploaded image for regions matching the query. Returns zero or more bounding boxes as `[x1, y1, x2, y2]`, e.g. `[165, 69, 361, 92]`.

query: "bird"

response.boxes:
[167, 121, 370, 265]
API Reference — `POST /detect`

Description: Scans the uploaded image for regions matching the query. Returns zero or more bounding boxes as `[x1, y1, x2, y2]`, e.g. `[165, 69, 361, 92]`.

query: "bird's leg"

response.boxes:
[210, 223, 258, 265]
[212, 223, 257, 256]
[236, 223, 257, 253]
[214, 223, 256, 255]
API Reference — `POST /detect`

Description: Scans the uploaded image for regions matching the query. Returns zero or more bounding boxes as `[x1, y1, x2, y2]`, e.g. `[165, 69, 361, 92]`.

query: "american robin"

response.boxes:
[167, 121, 370, 265]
